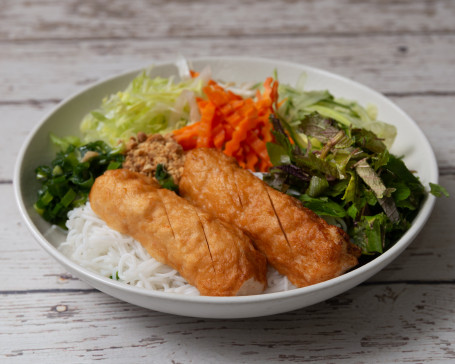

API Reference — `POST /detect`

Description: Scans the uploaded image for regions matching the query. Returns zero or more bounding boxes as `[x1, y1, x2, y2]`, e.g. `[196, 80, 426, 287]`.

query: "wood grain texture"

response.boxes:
[2, 35, 455, 180]
[2, 0, 455, 362]
[2, 34, 455, 104]
[1, 285, 455, 363]
[1, 0, 455, 41]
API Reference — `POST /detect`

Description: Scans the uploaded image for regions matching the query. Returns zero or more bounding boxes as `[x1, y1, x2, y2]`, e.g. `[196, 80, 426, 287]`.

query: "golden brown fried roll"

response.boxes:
[179, 148, 360, 287]
[89, 169, 267, 296]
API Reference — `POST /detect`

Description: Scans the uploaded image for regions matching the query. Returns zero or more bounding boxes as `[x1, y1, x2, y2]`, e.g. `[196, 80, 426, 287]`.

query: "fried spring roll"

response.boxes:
[89, 169, 267, 296]
[179, 148, 360, 287]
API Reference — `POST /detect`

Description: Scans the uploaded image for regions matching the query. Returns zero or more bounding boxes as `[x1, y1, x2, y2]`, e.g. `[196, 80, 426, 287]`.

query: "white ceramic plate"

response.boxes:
[14, 57, 438, 318]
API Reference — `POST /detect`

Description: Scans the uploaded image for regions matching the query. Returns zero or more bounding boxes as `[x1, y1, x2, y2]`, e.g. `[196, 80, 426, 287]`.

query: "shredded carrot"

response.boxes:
[173, 76, 279, 172]
[196, 102, 216, 148]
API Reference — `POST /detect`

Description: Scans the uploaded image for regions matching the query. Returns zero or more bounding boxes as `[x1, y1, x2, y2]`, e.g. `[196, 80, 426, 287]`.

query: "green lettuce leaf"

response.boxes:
[429, 183, 449, 197]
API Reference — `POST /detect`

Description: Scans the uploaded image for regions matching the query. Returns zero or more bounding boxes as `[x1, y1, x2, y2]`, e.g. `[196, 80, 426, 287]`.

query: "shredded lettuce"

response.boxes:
[278, 81, 397, 149]
[80, 70, 207, 146]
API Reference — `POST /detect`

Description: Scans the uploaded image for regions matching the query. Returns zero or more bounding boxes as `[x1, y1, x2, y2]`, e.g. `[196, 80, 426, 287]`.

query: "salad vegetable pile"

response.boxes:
[34, 63, 448, 255]
[266, 113, 423, 254]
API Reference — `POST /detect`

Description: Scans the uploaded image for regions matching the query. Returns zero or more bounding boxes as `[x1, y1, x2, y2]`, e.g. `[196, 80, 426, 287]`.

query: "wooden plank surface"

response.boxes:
[1, 0, 455, 41]
[2, 284, 455, 363]
[2, 0, 455, 362]
[2, 34, 455, 104]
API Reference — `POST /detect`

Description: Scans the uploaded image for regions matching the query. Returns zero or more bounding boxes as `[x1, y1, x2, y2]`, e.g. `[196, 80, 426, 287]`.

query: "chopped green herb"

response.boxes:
[155, 164, 179, 193]
[109, 271, 120, 280]
[34, 135, 124, 228]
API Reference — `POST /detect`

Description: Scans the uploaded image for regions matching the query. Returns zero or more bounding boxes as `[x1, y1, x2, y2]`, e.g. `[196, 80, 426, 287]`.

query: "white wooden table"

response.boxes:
[1, 1, 454, 362]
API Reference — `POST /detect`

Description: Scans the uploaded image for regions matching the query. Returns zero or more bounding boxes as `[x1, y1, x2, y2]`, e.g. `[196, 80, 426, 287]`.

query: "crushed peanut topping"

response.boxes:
[123, 133, 185, 183]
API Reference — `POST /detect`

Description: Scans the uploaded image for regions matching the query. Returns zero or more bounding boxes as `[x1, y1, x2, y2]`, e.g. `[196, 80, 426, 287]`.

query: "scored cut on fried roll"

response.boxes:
[179, 148, 361, 287]
[89, 169, 267, 296]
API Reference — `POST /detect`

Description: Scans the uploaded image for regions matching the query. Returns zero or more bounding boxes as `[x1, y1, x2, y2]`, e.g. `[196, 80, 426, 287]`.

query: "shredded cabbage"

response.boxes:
[80, 70, 207, 146]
